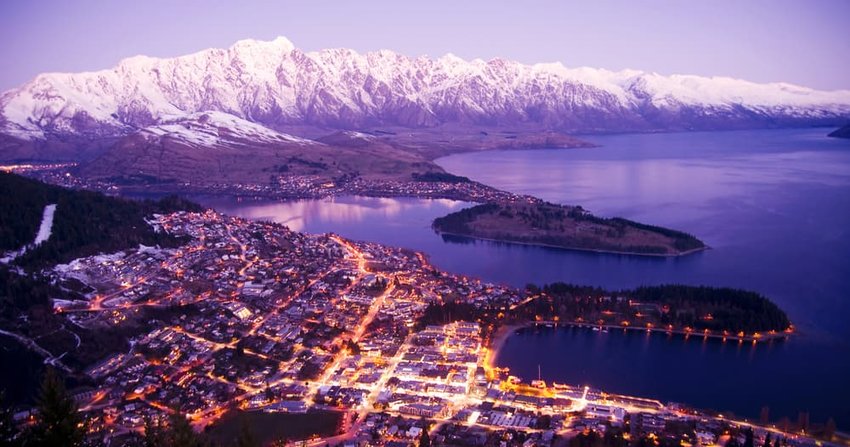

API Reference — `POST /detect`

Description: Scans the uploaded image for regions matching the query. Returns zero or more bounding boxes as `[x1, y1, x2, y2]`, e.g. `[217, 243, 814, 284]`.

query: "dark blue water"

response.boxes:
[497, 325, 848, 421]
[201, 128, 850, 428]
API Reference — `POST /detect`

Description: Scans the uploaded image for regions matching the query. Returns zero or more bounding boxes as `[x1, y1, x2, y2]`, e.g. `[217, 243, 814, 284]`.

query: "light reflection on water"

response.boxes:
[436, 128, 850, 427]
[202, 195, 467, 233]
[200, 128, 850, 428]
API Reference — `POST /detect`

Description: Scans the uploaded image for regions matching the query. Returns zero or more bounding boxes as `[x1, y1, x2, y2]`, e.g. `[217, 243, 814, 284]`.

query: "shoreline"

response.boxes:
[487, 321, 791, 364]
[114, 182, 528, 208]
[436, 229, 709, 258]
[556, 321, 789, 342]
[485, 323, 525, 369]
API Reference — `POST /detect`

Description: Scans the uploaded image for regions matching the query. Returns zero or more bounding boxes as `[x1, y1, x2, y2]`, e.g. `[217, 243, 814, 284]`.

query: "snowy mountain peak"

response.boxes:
[232, 36, 295, 51]
[228, 36, 297, 61]
[2, 36, 849, 143]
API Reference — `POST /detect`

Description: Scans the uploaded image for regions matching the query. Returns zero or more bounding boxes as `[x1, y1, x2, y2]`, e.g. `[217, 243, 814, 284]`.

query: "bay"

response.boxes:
[200, 128, 850, 428]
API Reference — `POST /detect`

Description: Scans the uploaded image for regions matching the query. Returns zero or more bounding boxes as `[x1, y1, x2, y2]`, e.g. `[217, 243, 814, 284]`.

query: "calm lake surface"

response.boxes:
[200, 128, 850, 428]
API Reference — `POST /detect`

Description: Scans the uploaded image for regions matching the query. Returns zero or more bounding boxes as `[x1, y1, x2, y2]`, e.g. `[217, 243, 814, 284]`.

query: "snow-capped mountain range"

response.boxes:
[2, 36, 849, 142]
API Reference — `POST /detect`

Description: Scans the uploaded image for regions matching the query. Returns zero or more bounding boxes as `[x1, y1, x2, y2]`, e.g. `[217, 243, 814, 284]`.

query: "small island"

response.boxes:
[433, 202, 706, 256]
[827, 123, 850, 139]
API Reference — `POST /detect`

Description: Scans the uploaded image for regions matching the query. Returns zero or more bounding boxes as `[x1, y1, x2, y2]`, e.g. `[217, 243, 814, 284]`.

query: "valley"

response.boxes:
[1, 26, 849, 447]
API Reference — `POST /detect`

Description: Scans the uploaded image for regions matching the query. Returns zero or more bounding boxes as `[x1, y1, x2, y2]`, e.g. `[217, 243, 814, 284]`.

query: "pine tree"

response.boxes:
[761, 432, 771, 447]
[28, 369, 86, 447]
[165, 412, 205, 447]
[143, 412, 207, 447]
[235, 416, 258, 447]
[419, 429, 431, 447]
[772, 437, 781, 447]
[143, 416, 166, 447]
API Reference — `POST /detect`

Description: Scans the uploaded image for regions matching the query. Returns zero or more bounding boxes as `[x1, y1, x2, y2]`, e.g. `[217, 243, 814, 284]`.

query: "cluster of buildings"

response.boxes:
[33, 209, 833, 447]
[327, 177, 538, 204]
[42, 210, 520, 442]
[20, 164, 537, 206]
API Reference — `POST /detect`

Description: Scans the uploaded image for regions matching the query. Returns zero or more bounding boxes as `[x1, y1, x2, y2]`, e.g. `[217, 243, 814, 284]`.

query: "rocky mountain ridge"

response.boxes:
[2, 36, 849, 144]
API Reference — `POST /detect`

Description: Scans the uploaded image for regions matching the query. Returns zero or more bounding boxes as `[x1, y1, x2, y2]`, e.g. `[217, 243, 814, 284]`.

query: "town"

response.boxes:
[10, 208, 832, 446]
[16, 164, 538, 206]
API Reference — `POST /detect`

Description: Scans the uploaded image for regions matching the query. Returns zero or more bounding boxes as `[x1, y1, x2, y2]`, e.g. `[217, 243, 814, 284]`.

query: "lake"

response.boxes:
[199, 128, 850, 428]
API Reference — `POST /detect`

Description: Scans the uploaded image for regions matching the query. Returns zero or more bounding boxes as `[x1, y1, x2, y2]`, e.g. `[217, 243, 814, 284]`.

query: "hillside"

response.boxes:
[0, 172, 200, 268]
[433, 202, 706, 256]
[0, 174, 202, 403]
[533, 283, 790, 334]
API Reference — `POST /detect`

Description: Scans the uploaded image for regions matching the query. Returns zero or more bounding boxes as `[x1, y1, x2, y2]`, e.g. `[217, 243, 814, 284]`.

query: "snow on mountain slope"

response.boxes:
[1, 36, 849, 140]
[139, 111, 315, 147]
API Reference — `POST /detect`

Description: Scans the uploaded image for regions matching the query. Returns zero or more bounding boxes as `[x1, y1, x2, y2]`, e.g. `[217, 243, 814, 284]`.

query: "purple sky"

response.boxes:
[1, 0, 848, 92]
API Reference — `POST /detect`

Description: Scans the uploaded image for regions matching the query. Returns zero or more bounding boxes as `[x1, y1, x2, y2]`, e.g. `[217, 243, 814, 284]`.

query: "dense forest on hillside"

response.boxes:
[0, 268, 77, 403]
[0, 172, 201, 268]
[0, 173, 57, 251]
[608, 217, 705, 252]
[0, 265, 201, 405]
[433, 203, 500, 232]
[529, 283, 791, 333]
[419, 282, 791, 336]
[411, 172, 472, 183]
[0, 173, 204, 403]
